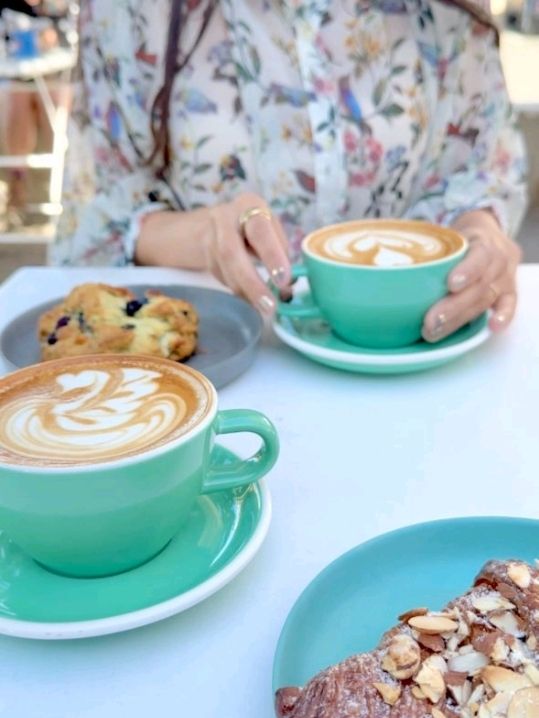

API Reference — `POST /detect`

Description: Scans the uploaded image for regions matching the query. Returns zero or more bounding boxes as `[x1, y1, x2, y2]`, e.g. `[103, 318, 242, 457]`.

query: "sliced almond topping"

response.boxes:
[373, 682, 401, 706]
[423, 655, 448, 674]
[510, 638, 533, 667]
[398, 606, 428, 622]
[477, 705, 490, 718]
[445, 670, 468, 686]
[468, 683, 486, 705]
[417, 633, 445, 653]
[381, 634, 421, 680]
[508, 562, 532, 589]
[414, 663, 446, 704]
[472, 594, 516, 614]
[498, 581, 522, 604]
[485, 691, 512, 714]
[489, 611, 526, 638]
[411, 686, 426, 700]
[482, 665, 532, 693]
[527, 634, 538, 651]
[447, 679, 472, 707]
[448, 650, 489, 675]
[524, 664, 539, 686]
[473, 630, 501, 657]
[431, 709, 446, 718]
[507, 686, 539, 718]
[457, 619, 471, 639]
[408, 615, 459, 635]
[491, 637, 510, 663]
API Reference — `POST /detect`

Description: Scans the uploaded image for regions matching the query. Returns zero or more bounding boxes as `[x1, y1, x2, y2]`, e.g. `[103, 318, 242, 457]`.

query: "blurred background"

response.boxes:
[0, 0, 537, 282]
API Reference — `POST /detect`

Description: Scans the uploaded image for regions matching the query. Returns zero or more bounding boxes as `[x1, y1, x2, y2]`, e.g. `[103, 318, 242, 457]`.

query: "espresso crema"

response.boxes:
[306, 221, 463, 267]
[0, 356, 212, 467]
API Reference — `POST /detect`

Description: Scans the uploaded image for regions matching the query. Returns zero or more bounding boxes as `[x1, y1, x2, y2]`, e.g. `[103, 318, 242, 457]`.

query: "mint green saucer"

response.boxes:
[273, 516, 539, 691]
[274, 292, 490, 374]
[0, 448, 270, 640]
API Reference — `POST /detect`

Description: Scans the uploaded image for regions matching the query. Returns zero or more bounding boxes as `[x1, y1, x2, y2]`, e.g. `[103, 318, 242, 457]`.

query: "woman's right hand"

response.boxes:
[206, 193, 291, 314]
[136, 192, 291, 315]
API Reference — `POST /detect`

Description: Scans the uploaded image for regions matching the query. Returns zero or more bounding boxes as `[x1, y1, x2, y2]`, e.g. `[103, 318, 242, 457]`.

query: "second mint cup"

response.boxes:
[0, 356, 279, 579]
[276, 219, 468, 350]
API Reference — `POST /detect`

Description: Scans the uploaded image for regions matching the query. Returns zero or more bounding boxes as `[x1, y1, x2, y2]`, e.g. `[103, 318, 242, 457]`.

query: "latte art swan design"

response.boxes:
[323, 230, 449, 267]
[2, 368, 188, 461]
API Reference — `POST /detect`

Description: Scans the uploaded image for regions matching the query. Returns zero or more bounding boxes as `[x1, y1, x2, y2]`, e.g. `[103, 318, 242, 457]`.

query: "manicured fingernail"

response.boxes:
[271, 266, 288, 288]
[428, 313, 448, 340]
[493, 312, 508, 326]
[257, 295, 275, 315]
[279, 287, 293, 303]
[451, 273, 467, 291]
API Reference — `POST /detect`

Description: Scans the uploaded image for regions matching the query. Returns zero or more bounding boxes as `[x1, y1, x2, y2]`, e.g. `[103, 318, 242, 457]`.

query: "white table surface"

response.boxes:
[0, 265, 538, 718]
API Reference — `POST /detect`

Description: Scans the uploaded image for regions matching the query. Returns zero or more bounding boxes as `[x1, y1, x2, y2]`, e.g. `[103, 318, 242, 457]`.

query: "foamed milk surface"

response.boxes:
[0, 364, 210, 466]
[316, 229, 452, 266]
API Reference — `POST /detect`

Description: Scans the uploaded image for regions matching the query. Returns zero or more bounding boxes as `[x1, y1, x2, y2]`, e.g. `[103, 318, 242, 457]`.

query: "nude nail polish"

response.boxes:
[429, 313, 447, 340]
[258, 295, 275, 315]
[451, 273, 467, 291]
[271, 266, 287, 287]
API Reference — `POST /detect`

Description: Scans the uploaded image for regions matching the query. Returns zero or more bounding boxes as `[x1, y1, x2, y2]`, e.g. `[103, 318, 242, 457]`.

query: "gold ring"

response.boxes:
[238, 206, 272, 239]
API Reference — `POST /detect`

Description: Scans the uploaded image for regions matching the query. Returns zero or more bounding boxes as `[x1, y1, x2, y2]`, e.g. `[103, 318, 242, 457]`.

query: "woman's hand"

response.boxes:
[422, 209, 522, 342]
[206, 193, 290, 314]
[136, 192, 290, 314]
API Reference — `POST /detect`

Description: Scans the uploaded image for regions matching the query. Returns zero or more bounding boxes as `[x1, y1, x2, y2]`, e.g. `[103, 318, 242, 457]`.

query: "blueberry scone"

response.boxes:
[276, 560, 539, 717]
[39, 284, 198, 362]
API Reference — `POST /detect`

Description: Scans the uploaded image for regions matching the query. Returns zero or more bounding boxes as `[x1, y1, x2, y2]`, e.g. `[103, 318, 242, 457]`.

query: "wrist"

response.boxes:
[135, 208, 212, 269]
[451, 208, 501, 235]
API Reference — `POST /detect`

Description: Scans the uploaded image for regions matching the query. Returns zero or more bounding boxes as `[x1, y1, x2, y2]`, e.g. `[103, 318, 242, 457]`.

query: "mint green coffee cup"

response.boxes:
[278, 219, 467, 349]
[0, 355, 279, 578]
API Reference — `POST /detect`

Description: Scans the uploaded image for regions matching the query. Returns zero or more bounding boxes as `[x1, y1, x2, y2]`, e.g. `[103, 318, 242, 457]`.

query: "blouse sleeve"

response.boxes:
[49, 10, 172, 267]
[405, 20, 528, 237]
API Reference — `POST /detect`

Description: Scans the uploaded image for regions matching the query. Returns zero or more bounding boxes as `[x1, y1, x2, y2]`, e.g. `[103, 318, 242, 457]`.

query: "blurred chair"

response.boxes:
[0, 2, 76, 234]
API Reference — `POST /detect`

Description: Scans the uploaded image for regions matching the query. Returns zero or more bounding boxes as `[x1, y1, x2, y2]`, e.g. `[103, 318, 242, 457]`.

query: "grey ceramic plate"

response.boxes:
[0, 285, 262, 389]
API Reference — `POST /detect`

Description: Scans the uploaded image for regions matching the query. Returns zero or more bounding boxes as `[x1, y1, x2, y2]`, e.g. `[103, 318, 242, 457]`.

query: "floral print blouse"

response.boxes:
[51, 0, 527, 266]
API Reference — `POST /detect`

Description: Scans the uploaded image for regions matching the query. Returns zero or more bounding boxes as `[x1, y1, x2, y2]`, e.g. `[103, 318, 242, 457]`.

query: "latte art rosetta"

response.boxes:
[1, 368, 189, 462]
[322, 230, 449, 267]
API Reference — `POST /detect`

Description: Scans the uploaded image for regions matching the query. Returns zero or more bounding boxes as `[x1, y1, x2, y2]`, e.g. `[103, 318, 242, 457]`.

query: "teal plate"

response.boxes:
[0, 447, 270, 640]
[273, 516, 539, 691]
[273, 292, 490, 374]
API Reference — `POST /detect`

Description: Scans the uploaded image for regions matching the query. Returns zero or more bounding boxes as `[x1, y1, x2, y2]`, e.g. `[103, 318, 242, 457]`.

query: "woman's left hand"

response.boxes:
[422, 209, 522, 342]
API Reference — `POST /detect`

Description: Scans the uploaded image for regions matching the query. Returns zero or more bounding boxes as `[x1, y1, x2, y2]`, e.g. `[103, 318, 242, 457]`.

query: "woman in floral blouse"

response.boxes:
[52, 0, 527, 343]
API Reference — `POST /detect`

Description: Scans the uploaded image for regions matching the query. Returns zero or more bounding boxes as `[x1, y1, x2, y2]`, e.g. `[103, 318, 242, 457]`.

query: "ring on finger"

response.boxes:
[238, 206, 272, 240]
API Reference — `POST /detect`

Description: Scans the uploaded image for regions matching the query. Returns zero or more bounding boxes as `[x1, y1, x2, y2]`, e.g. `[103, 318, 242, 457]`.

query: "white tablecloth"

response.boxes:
[0, 265, 538, 718]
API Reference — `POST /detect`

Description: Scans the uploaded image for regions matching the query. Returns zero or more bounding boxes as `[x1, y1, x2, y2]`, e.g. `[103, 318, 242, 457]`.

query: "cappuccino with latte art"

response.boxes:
[277, 219, 468, 349]
[0, 355, 211, 467]
[305, 220, 464, 267]
[0, 355, 278, 577]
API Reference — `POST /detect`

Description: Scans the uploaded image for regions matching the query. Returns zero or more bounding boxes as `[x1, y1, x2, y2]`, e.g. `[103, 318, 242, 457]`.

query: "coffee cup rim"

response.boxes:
[0, 354, 219, 474]
[302, 219, 467, 270]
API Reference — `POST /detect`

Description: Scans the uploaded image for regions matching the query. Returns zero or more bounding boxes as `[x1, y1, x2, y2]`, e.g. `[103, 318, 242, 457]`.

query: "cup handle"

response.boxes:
[273, 265, 323, 319]
[202, 410, 279, 494]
